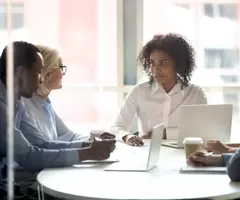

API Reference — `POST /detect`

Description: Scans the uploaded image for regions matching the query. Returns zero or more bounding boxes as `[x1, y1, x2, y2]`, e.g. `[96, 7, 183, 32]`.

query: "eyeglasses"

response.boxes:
[59, 65, 67, 75]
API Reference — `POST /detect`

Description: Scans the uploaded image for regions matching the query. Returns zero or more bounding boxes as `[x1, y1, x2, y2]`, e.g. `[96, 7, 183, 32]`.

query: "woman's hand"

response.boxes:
[139, 131, 152, 139]
[123, 134, 144, 146]
[205, 140, 230, 153]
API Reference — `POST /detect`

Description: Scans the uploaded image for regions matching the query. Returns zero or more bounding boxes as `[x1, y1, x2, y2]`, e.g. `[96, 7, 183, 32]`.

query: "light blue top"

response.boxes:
[0, 81, 84, 192]
[0, 80, 81, 192]
[22, 94, 89, 145]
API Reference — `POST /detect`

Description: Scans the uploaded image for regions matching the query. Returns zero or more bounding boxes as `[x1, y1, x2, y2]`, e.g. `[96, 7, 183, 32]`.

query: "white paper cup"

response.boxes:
[183, 137, 203, 158]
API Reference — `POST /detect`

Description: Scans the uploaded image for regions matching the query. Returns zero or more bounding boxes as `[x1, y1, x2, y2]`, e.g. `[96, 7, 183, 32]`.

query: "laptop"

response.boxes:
[162, 104, 233, 149]
[104, 123, 164, 172]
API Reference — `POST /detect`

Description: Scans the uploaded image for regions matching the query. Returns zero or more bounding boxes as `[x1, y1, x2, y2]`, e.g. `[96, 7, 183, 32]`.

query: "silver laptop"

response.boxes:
[104, 123, 164, 172]
[162, 104, 233, 149]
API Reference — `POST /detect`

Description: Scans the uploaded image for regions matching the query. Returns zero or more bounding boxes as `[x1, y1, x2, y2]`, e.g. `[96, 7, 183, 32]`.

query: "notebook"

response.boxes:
[180, 166, 226, 174]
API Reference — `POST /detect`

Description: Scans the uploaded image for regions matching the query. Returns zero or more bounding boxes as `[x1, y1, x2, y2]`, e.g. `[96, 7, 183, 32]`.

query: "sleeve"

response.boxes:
[226, 148, 240, 181]
[20, 108, 84, 149]
[109, 85, 139, 140]
[195, 86, 208, 104]
[0, 100, 79, 172]
[54, 111, 89, 142]
[223, 153, 233, 166]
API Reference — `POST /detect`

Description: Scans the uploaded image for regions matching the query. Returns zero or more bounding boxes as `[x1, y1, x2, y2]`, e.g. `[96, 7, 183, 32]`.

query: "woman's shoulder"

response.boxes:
[185, 83, 208, 104]
[185, 83, 205, 92]
[123, 81, 151, 101]
[21, 96, 40, 115]
[185, 83, 207, 100]
[21, 97, 34, 108]
[131, 81, 151, 91]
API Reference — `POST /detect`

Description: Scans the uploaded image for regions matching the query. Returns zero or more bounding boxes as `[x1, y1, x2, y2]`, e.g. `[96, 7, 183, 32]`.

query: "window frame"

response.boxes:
[0, 2, 24, 30]
[63, 0, 240, 109]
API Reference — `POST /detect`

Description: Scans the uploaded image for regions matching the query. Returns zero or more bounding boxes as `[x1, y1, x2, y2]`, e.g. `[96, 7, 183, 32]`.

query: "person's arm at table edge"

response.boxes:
[225, 148, 240, 181]
[0, 101, 91, 172]
[20, 110, 85, 149]
[226, 143, 240, 148]
[54, 110, 91, 143]
[110, 86, 139, 141]
[14, 128, 93, 172]
[225, 143, 240, 153]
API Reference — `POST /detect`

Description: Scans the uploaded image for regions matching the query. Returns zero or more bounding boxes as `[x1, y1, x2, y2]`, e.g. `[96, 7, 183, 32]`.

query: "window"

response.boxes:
[143, 0, 240, 120]
[221, 75, 238, 84]
[206, 90, 240, 116]
[57, 0, 117, 86]
[223, 92, 239, 115]
[204, 4, 214, 17]
[3, 0, 240, 131]
[143, 1, 195, 44]
[52, 0, 118, 131]
[123, 0, 138, 85]
[0, 3, 24, 29]
[204, 49, 239, 69]
[7, 0, 118, 132]
[174, 4, 190, 9]
[204, 3, 237, 20]
[219, 4, 237, 20]
[51, 88, 118, 132]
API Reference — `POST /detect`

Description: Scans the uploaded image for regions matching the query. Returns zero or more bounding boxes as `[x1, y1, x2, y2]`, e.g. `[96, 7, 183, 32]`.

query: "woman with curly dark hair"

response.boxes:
[110, 33, 208, 146]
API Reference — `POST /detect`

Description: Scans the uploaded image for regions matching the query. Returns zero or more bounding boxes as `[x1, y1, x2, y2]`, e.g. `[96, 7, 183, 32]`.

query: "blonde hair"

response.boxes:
[36, 44, 61, 73]
[36, 44, 61, 96]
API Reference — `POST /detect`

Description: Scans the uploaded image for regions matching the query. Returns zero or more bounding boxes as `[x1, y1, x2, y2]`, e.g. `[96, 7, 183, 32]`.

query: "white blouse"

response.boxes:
[110, 81, 207, 140]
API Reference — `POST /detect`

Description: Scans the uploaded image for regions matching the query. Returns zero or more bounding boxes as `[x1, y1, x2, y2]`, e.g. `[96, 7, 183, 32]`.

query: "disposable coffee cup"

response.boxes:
[183, 137, 203, 158]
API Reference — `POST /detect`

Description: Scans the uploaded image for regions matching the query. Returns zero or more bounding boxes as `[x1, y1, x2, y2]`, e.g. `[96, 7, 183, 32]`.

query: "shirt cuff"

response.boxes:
[223, 153, 233, 166]
[63, 149, 79, 165]
[115, 130, 130, 141]
[73, 134, 90, 142]
[107, 127, 131, 141]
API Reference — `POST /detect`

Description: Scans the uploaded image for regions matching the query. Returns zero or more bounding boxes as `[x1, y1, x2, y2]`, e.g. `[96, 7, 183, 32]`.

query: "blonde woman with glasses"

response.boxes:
[22, 45, 114, 148]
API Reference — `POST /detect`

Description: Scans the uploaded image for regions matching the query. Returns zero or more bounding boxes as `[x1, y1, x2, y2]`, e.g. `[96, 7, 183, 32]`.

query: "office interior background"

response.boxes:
[1, 0, 240, 136]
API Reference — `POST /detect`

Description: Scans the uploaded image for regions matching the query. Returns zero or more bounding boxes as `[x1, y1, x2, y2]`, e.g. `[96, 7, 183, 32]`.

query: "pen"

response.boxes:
[94, 137, 102, 142]
[204, 152, 214, 156]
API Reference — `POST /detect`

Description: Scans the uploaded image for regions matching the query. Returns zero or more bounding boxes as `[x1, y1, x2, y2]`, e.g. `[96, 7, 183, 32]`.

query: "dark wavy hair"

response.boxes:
[137, 33, 196, 88]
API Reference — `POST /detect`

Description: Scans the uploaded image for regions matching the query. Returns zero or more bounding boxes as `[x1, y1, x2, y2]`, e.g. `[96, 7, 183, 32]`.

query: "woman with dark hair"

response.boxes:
[111, 33, 207, 146]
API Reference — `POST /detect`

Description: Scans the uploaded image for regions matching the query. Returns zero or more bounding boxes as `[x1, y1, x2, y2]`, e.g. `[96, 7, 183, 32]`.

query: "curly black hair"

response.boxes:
[138, 33, 196, 88]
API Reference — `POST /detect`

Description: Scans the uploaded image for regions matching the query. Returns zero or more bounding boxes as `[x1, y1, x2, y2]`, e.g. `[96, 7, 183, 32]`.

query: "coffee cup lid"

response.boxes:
[183, 137, 203, 144]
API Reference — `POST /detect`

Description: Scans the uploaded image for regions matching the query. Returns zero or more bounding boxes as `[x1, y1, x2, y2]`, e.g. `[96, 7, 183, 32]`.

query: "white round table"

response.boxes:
[37, 141, 240, 200]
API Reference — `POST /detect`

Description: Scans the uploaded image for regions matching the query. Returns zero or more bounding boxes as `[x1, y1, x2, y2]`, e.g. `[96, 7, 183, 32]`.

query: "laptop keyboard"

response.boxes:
[169, 142, 177, 145]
